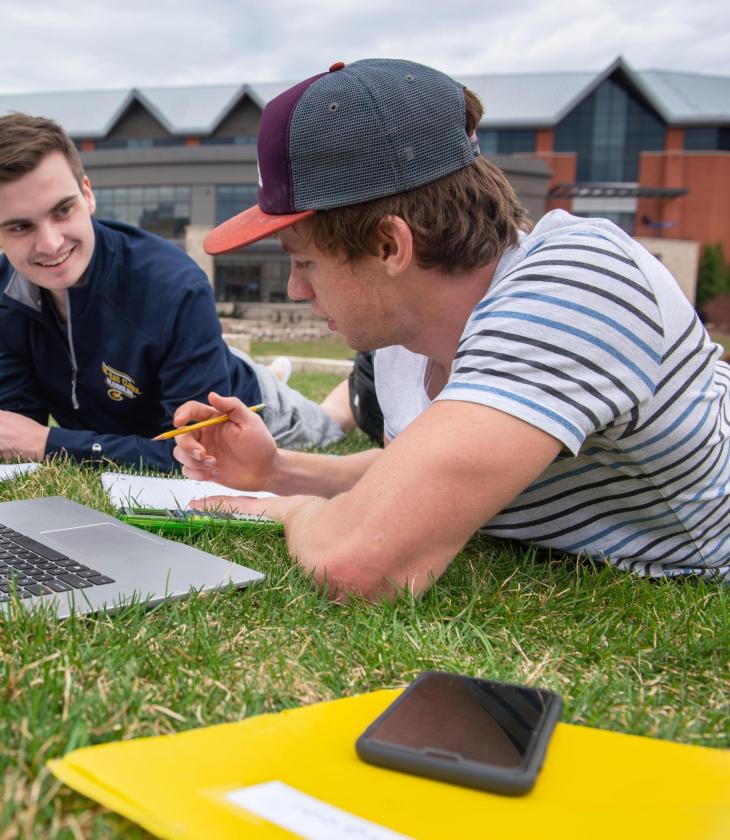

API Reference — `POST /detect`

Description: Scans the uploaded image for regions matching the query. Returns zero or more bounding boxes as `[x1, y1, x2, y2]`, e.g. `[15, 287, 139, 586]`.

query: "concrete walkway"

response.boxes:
[223, 334, 353, 376]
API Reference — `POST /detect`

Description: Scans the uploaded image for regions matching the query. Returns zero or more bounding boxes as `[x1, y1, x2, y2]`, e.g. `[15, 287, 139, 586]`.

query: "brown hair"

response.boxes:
[0, 113, 85, 187]
[305, 88, 531, 274]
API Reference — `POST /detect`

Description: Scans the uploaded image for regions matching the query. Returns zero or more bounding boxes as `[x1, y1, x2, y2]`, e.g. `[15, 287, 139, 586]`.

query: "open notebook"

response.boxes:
[0, 463, 39, 481]
[101, 472, 275, 508]
[100, 472, 281, 534]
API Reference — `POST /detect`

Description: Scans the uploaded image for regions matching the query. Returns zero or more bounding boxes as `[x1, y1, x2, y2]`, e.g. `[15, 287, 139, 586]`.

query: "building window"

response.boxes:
[201, 135, 258, 146]
[555, 75, 665, 182]
[572, 210, 636, 234]
[684, 127, 730, 151]
[216, 184, 258, 225]
[94, 138, 187, 150]
[94, 185, 191, 239]
[477, 129, 536, 155]
[215, 262, 262, 301]
[214, 255, 290, 302]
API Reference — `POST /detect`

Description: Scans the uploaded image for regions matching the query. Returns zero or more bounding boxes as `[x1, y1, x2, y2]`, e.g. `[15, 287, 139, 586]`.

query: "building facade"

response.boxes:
[465, 58, 729, 257]
[2, 57, 727, 302]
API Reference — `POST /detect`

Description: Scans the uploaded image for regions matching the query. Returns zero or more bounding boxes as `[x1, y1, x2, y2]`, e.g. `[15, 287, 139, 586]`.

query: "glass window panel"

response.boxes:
[684, 127, 720, 150]
[496, 130, 536, 154]
[95, 139, 125, 150]
[89, 185, 190, 239]
[151, 137, 186, 147]
[214, 260, 262, 302]
[574, 210, 635, 234]
[556, 75, 665, 183]
[215, 184, 259, 225]
[476, 131, 498, 155]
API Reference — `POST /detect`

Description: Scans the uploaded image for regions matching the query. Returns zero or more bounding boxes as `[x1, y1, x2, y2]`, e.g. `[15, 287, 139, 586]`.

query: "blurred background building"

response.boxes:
[1, 57, 727, 305]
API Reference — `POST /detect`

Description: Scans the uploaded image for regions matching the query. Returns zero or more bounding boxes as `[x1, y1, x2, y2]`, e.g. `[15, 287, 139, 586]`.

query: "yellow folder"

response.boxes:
[48, 689, 730, 839]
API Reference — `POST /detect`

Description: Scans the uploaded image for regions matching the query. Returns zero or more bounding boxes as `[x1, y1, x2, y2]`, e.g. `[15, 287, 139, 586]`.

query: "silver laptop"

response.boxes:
[0, 496, 263, 618]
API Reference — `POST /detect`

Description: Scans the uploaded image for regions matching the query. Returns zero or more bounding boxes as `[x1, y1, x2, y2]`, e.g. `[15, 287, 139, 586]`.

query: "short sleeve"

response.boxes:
[436, 231, 665, 454]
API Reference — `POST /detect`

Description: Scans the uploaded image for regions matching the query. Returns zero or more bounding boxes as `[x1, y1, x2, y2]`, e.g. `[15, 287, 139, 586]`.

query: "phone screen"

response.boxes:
[365, 672, 554, 768]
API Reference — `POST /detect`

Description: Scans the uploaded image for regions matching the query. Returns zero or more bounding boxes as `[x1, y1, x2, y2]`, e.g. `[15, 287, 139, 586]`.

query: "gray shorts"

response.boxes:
[231, 349, 344, 449]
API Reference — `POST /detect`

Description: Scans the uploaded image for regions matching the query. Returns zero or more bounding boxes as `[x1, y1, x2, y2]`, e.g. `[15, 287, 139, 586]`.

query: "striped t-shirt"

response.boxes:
[375, 210, 730, 580]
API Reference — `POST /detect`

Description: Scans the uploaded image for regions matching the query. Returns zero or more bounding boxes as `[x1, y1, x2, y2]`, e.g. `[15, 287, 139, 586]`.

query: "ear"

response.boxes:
[81, 176, 96, 215]
[375, 215, 414, 276]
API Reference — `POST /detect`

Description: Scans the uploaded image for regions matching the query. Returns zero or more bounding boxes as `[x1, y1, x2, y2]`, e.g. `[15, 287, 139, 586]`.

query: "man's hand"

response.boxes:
[172, 392, 280, 491]
[188, 492, 317, 523]
[0, 411, 50, 461]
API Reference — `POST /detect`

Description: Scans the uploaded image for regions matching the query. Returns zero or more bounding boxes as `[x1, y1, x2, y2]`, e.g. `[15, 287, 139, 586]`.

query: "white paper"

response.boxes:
[0, 463, 39, 481]
[100, 472, 275, 509]
[226, 781, 412, 840]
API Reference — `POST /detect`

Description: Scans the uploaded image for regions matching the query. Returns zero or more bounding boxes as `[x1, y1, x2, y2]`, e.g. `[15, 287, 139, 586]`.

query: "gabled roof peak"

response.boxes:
[1, 57, 727, 137]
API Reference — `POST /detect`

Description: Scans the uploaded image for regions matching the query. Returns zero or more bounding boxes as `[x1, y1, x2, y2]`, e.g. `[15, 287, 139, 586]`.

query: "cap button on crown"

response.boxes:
[328, 61, 346, 72]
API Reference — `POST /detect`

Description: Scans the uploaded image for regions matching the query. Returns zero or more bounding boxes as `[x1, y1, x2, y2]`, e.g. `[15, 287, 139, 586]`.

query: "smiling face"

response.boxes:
[279, 222, 401, 352]
[0, 150, 96, 294]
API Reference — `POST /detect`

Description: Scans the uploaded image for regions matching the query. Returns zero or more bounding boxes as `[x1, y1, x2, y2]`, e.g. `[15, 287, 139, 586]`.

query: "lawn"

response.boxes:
[251, 336, 354, 360]
[710, 329, 730, 355]
[286, 370, 347, 403]
[1, 372, 729, 837]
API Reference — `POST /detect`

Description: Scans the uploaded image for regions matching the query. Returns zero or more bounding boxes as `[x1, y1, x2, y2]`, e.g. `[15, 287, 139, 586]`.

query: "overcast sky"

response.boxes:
[1, 0, 728, 93]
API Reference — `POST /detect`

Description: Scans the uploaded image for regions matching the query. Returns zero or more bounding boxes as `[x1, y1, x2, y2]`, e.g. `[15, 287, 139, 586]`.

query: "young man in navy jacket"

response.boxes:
[0, 113, 343, 470]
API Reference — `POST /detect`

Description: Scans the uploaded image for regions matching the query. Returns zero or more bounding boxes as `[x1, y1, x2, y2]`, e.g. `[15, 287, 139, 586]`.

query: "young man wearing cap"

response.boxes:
[172, 59, 730, 597]
[0, 113, 345, 470]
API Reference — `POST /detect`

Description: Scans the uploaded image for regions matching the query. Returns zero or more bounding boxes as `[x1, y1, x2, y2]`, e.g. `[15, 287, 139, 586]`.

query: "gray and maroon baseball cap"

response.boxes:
[204, 58, 478, 255]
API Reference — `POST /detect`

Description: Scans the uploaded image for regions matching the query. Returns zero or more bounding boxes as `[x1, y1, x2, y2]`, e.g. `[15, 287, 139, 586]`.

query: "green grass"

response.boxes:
[252, 331, 730, 364]
[286, 370, 348, 404]
[1, 372, 729, 837]
[251, 336, 354, 360]
[710, 329, 730, 354]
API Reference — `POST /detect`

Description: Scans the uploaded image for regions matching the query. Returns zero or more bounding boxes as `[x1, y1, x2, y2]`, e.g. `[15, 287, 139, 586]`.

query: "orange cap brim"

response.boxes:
[204, 204, 316, 255]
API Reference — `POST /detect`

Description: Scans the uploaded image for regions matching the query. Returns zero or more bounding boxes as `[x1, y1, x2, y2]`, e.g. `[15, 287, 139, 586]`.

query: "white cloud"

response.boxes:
[0, 0, 727, 93]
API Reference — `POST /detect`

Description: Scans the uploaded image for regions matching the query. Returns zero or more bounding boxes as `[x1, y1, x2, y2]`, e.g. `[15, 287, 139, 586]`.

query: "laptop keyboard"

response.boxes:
[0, 523, 115, 603]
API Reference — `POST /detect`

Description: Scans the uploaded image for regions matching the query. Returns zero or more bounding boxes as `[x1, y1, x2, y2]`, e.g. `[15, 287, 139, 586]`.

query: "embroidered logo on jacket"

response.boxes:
[102, 362, 143, 402]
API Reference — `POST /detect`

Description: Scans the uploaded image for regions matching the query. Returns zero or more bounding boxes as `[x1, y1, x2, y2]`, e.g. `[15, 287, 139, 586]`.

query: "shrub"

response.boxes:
[696, 243, 730, 314]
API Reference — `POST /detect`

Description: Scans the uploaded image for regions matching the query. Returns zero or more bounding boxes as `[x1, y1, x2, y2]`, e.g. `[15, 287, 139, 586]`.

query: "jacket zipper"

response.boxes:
[63, 290, 80, 410]
[3, 285, 81, 410]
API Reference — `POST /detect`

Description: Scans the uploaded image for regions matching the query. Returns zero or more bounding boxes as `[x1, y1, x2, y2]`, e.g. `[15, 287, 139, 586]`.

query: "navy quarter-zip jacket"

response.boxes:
[0, 219, 261, 470]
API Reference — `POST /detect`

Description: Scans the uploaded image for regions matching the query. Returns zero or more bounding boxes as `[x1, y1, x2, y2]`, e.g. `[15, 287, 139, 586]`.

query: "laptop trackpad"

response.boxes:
[42, 523, 160, 558]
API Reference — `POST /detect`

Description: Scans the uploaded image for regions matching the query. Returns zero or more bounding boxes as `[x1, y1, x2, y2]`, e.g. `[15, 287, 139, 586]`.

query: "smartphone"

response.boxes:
[356, 671, 562, 795]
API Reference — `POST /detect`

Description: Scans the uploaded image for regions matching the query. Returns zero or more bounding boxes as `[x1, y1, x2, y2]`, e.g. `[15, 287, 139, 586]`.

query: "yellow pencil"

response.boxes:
[151, 403, 265, 441]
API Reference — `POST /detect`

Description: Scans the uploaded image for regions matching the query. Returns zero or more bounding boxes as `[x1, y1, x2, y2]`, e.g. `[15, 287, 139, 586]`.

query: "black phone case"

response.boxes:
[355, 671, 562, 796]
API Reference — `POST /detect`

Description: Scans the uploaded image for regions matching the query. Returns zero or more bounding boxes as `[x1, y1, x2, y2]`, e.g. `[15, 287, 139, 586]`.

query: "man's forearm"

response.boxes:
[268, 401, 564, 602]
[265, 447, 383, 497]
